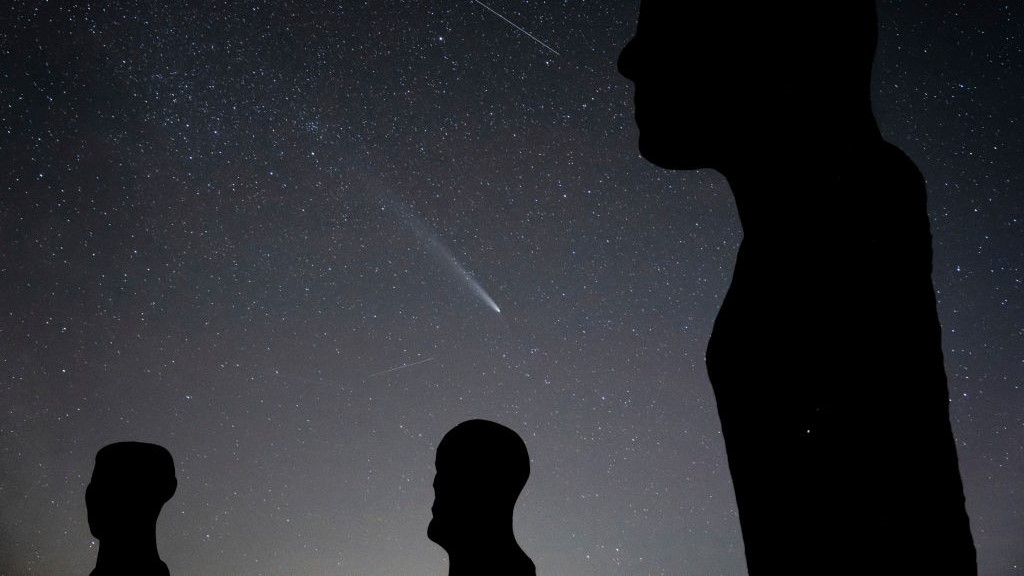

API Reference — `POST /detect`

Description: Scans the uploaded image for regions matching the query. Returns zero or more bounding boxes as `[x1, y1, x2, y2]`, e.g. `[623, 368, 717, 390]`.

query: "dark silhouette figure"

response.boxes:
[618, 2, 976, 574]
[428, 419, 536, 576]
[86, 442, 177, 576]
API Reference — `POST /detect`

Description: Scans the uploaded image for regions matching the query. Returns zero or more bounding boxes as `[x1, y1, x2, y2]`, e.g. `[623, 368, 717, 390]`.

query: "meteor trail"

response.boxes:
[367, 357, 435, 378]
[473, 0, 561, 56]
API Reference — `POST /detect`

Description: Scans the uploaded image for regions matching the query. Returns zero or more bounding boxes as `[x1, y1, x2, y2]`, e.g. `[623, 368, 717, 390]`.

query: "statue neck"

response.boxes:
[92, 533, 167, 576]
[446, 531, 534, 576]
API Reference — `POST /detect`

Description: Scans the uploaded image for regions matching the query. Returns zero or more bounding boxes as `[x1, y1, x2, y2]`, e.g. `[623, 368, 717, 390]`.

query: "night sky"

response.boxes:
[2, 1, 1021, 574]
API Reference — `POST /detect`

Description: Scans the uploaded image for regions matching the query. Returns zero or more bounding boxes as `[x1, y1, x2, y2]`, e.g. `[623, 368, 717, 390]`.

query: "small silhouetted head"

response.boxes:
[86, 442, 177, 541]
[618, 1, 879, 172]
[427, 419, 530, 550]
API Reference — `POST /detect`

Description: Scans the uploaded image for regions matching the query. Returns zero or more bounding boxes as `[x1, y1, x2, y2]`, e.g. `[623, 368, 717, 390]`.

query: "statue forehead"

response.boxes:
[636, 1, 870, 30]
[92, 442, 175, 481]
[435, 420, 528, 470]
[632, 0, 877, 71]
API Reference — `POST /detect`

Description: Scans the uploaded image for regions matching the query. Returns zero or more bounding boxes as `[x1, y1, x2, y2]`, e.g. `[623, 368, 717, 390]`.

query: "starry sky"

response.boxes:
[1, 1, 1021, 574]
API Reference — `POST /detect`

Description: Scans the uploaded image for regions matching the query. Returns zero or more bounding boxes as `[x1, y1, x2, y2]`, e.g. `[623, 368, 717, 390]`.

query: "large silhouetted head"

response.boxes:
[427, 419, 530, 550]
[618, 1, 879, 172]
[86, 442, 177, 542]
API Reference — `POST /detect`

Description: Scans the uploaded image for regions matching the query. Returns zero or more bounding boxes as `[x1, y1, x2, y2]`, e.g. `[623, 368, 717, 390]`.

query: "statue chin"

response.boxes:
[638, 137, 708, 172]
[426, 517, 446, 546]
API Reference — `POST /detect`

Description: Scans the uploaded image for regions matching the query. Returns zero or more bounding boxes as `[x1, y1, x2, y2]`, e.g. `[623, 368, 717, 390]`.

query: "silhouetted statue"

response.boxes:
[618, 2, 976, 574]
[86, 442, 177, 576]
[428, 419, 536, 576]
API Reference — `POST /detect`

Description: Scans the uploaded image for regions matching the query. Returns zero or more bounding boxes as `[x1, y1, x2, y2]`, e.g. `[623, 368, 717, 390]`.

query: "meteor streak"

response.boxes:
[473, 0, 561, 56]
[367, 357, 435, 378]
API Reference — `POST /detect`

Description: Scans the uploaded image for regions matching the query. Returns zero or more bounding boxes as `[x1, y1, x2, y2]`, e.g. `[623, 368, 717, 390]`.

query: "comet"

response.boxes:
[390, 197, 502, 315]
[411, 217, 502, 314]
[461, 269, 502, 314]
